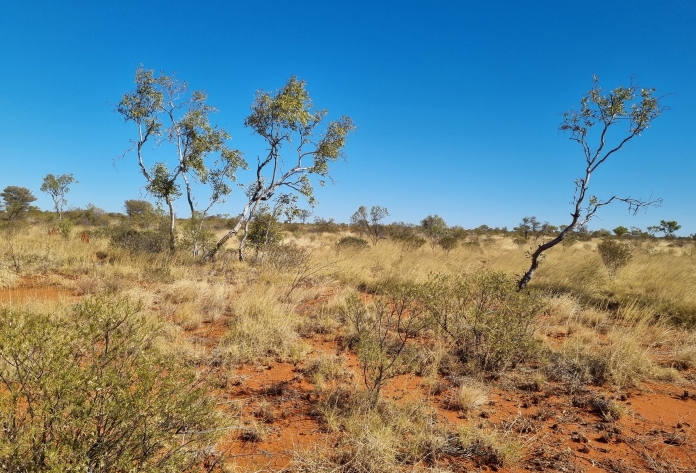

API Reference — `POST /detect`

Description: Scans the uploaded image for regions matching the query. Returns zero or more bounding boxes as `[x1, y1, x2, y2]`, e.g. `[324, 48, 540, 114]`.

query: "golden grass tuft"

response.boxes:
[450, 383, 488, 412]
[217, 286, 309, 365]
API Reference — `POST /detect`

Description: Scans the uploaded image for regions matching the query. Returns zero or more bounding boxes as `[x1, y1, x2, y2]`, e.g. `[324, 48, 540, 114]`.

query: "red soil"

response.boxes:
[6, 280, 695, 472]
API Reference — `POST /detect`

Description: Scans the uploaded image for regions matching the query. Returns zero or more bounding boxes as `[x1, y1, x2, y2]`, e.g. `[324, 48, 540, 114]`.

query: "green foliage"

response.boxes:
[421, 271, 544, 373]
[124, 199, 155, 219]
[438, 234, 458, 252]
[420, 215, 448, 250]
[387, 222, 426, 250]
[648, 220, 681, 239]
[180, 213, 217, 256]
[296, 208, 312, 224]
[57, 218, 74, 240]
[597, 239, 633, 280]
[246, 209, 283, 252]
[204, 76, 355, 261]
[40, 173, 76, 220]
[350, 206, 390, 246]
[518, 77, 664, 290]
[109, 225, 168, 254]
[336, 236, 369, 251]
[0, 296, 221, 472]
[613, 226, 629, 238]
[117, 66, 245, 253]
[76, 204, 108, 226]
[1, 186, 37, 220]
[514, 216, 539, 241]
[341, 282, 425, 403]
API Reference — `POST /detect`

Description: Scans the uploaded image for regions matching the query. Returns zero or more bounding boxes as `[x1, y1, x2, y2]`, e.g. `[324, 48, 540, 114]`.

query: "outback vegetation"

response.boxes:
[1, 76, 695, 472]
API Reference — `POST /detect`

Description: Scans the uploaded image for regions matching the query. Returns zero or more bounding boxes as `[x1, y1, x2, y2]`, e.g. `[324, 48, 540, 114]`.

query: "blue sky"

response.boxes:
[1, 1, 694, 234]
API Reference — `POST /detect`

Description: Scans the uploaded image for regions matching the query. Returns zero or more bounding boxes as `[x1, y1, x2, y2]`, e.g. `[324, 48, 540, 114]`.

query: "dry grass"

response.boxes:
[458, 424, 523, 468]
[3, 221, 696, 472]
[554, 304, 680, 388]
[449, 383, 488, 412]
[217, 286, 309, 366]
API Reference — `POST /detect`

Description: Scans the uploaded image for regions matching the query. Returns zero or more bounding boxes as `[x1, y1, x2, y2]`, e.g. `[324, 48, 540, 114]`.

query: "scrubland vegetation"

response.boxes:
[1, 212, 695, 472]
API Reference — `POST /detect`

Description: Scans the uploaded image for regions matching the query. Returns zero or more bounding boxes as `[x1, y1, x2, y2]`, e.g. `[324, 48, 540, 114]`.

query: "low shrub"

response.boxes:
[421, 270, 544, 373]
[597, 239, 633, 280]
[0, 296, 221, 472]
[336, 236, 369, 251]
[109, 225, 168, 254]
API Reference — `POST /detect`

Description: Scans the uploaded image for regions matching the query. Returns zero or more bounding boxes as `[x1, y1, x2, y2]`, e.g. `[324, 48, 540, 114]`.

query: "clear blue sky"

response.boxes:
[1, 1, 694, 234]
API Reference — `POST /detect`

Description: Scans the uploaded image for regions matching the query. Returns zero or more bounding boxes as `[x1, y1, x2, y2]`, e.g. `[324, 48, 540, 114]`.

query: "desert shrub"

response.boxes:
[561, 232, 579, 251]
[109, 225, 168, 254]
[448, 383, 488, 412]
[438, 235, 458, 252]
[341, 281, 426, 403]
[246, 210, 283, 252]
[420, 270, 544, 373]
[302, 354, 352, 388]
[312, 217, 339, 233]
[179, 215, 216, 256]
[0, 296, 221, 472]
[597, 239, 633, 280]
[549, 325, 670, 388]
[57, 217, 74, 239]
[336, 235, 369, 251]
[387, 222, 427, 250]
[264, 242, 310, 272]
[283, 222, 302, 233]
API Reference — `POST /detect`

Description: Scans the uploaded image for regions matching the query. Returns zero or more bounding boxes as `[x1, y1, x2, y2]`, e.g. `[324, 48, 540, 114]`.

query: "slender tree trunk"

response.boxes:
[517, 205, 583, 290]
[165, 196, 176, 253]
[238, 219, 252, 262]
[200, 212, 245, 262]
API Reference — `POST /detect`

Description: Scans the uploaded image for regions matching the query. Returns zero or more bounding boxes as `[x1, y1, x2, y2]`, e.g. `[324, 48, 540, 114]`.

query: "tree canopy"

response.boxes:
[40, 173, 76, 220]
[518, 77, 665, 290]
[117, 66, 245, 253]
[203, 76, 355, 261]
[1, 186, 37, 219]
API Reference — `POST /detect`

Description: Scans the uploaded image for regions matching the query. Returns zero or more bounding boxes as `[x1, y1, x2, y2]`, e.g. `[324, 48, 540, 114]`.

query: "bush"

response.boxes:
[58, 218, 74, 239]
[341, 282, 425, 403]
[438, 235, 458, 252]
[264, 242, 310, 272]
[420, 271, 544, 373]
[246, 210, 283, 251]
[336, 236, 369, 251]
[109, 225, 168, 254]
[387, 222, 426, 250]
[597, 239, 633, 280]
[0, 296, 221, 472]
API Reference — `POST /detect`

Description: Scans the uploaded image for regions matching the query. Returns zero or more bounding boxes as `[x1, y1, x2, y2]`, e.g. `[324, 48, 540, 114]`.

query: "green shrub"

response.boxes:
[246, 210, 283, 251]
[0, 296, 221, 472]
[438, 235, 458, 252]
[263, 242, 310, 272]
[387, 222, 426, 250]
[421, 270, 544, 373]
[109, 225, 168, 254]
[341, 282, 425, 403]
[336, 236, 369, 251]
[597, 239, 633, 280]
[58, 218, 74, 239]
